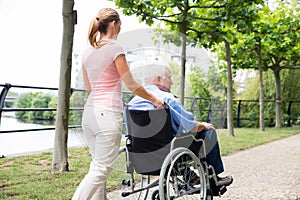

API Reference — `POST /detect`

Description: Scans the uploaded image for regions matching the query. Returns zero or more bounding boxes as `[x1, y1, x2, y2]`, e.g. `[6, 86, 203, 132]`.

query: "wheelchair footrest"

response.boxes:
[211, 185, 227, 196]
[218, 185, 227, 196]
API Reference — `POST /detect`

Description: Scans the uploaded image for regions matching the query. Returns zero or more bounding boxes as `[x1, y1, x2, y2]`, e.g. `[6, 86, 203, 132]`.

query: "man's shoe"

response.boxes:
[217, 175, 233, 186]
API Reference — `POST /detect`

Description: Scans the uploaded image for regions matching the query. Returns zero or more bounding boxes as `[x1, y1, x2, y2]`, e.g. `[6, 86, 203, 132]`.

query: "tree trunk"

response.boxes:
[51, 0, 75, 172]
[257, 40, 265, 132]
[179, 33, 187, 105]
[224, 40, 234, 137]
[273, 66, 282, 128]
[179, 22, 187, 105]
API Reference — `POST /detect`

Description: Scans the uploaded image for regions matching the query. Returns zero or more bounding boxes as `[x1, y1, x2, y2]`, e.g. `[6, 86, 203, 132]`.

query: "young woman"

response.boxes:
[72, 8, 164, 200]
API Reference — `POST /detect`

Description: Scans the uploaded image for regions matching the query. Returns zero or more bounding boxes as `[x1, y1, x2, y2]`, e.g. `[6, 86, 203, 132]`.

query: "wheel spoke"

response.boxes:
[159, 148, 207, 200]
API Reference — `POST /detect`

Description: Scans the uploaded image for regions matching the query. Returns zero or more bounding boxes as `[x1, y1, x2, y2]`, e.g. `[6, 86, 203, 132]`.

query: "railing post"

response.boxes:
[287, 101, 293, 127]
[0, 83, 12, 126]
[190, 97, 198, 114]
[237, 100, 242, 128]
[207, 98, 215, 123]
[70, 87, 74, 96]
[221, 100, 227, 128]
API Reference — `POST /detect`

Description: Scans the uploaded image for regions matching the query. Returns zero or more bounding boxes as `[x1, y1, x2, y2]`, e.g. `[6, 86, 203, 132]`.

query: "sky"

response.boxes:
[0, 0, 148, 88]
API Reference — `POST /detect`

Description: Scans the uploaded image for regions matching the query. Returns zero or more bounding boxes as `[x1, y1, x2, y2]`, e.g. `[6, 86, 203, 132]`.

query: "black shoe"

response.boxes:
[217, 175, 233, 186]
[184, 170, 201, 186]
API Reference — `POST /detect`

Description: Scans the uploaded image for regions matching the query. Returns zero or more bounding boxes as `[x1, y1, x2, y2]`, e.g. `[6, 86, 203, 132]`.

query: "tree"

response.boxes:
[229, 1, 300, 128]
[190, 0, 263, 136]
[51, 0, 75, 172]
[259, 2, 300, 127]
[111, 0, 263, 137]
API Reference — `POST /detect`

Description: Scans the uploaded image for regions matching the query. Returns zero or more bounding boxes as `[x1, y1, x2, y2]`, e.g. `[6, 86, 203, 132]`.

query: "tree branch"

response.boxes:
[139, 11, 181, 24]
[193, 16, 223, 21]
[189, 1, 227, 9]
[187, 27, 221, 38]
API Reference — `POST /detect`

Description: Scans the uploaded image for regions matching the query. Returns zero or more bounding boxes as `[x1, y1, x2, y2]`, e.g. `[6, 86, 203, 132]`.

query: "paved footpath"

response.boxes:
[220, 133, 300, 200]
[107, 134, 300, 200]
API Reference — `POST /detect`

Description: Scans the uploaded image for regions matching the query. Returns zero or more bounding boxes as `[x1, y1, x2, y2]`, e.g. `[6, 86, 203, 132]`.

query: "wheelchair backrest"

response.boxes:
[124, 104, 173, 175]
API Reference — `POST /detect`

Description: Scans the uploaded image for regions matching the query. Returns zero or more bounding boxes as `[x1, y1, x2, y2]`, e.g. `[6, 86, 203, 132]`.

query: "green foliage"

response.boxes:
[69, 91, 87, 125]
[15, 92, 55, 123]
[30, 93, 53, 120]
[188, 66, 211, 121]
[281, 70, 300, 101]
[209, 1, 300, 128]
[14, 90, 89, 125]
[48, 95, 58, 118]
[187, 63, 229, 126]
[189, 66, 210, 98]
[15, 92, 36, 120]
[229, 1, 300, 72]
[258, 3, 300, 68]
[206, 65, 227, 99]
[238, 69, 300, 127]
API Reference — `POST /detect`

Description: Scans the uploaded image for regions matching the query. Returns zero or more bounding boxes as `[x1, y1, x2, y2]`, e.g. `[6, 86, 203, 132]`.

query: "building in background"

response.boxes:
[71, 28, 213, 89]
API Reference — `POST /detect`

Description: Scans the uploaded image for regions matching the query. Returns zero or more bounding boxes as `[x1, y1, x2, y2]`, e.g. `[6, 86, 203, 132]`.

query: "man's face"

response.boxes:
[159, 67, 173, 92]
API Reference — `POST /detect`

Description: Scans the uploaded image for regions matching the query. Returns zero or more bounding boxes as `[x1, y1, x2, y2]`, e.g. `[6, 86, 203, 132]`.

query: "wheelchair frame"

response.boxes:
[105, 105, 228, 200]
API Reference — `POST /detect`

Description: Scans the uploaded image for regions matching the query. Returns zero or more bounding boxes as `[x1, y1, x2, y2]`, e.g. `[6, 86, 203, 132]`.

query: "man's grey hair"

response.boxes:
[139, 62, 172, 83]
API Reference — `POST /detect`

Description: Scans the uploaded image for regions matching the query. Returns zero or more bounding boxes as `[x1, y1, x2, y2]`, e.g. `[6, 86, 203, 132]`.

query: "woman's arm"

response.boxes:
[82, 65, 91, 93]
[115, 54, 163, 107]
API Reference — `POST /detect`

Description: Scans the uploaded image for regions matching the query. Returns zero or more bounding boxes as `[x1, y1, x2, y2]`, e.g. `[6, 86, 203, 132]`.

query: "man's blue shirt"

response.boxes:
[127, 84, 196, 136]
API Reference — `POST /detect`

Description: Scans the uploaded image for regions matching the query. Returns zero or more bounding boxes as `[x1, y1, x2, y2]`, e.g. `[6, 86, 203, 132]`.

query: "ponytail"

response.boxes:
[88, 18, 101, 47]
[87, 8, 120, 48]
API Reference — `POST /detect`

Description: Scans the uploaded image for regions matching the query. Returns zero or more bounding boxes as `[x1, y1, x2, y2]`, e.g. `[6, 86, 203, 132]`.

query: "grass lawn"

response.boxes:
[0, 127, 299, 199]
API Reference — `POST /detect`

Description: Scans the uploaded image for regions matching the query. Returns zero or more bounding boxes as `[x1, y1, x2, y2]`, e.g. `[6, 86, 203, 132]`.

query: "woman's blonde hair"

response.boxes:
[88, 8, 120, 47]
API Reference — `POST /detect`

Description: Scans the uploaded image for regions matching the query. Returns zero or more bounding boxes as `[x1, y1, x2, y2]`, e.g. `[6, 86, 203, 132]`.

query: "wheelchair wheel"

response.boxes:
[105, 147, 150, 200]
[159, 147, 207, 200]
[151, 189, 159, 200]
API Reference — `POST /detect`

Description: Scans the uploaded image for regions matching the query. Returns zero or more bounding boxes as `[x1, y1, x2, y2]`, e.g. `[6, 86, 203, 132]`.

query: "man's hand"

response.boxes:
[201, 122, 215, 130]
[196, 121, 215, 132]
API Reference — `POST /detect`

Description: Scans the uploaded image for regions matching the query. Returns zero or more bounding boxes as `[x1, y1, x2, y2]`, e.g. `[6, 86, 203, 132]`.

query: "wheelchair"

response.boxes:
[106, 104, 228, 200]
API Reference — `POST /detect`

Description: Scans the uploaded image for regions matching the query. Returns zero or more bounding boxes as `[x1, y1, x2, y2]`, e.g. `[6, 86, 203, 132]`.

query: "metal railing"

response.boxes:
[1, 83, 300, 134]
[0, 83, 85, 133]
[185, 97, 300, 128]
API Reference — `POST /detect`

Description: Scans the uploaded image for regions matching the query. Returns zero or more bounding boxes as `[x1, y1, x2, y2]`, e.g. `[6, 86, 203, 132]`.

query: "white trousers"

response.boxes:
[72, 106, 123, 200]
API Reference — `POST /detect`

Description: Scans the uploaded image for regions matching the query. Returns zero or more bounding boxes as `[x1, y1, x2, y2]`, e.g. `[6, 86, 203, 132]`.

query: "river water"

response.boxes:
[0, 115, 87, 158]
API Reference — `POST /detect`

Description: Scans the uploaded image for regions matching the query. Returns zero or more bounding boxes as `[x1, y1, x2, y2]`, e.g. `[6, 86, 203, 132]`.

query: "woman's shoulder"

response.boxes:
[107, 41, 125, 57]
[108, 40, 123, 49]
[82, 45, 95, 59]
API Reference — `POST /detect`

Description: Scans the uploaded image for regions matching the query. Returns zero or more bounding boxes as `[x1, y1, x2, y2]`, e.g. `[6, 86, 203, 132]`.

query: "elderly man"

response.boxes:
[127, 62, 233, 187]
